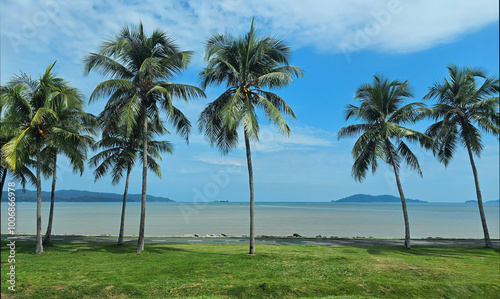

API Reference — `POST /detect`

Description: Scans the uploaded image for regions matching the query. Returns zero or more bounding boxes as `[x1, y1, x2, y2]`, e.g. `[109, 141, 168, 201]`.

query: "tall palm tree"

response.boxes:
[83, 22, 205, 253]
[198, 19, 303, 254]
[1, 62, 78, 254]
[90, 116, 172, 245]
[40, 91, 95, 244]
[423, 65, 499, 248]
[338, 75, 431, 249]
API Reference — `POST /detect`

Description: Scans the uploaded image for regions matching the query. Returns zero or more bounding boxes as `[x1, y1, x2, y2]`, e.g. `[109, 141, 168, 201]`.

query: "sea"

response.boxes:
[1, 202, 499, 239]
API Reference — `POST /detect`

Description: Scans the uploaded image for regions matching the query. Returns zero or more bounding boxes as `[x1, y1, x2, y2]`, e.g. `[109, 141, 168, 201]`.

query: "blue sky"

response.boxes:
[1, 0, 499, 203]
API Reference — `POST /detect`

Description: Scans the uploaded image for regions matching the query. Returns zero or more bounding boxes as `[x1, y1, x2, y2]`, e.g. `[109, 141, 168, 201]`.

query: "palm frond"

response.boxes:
[397, 141, 422, 176]
[256, 94, 290, 135]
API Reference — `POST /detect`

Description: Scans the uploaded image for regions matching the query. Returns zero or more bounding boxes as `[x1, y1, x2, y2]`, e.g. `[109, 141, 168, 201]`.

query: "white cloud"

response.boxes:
[1, 0, 498, 70]
[244, 124, 335, 153]
[197, 157, 243, 167]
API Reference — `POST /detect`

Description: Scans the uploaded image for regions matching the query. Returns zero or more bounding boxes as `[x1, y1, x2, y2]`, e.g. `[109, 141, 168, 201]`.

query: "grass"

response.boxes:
[1, 241, 499, 298]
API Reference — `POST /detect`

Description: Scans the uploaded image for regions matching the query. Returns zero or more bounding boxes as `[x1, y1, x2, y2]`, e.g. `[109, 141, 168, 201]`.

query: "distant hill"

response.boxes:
[1, 189, 174, 202]
[466, 199, 500, 204]
[332, 194, 426, 203]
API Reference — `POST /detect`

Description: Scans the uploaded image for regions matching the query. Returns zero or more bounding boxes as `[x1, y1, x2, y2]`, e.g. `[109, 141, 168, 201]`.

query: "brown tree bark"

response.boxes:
[244, 131, 255, 254]
[387, 140, 411, 249]
[35, 139, 43, 254]
[0, 167, 6, 201]
[43, 154, 57, 244]
[118, 165, 132, 245]
[466, 143, 492, 248]
[137, 105, 148, 253]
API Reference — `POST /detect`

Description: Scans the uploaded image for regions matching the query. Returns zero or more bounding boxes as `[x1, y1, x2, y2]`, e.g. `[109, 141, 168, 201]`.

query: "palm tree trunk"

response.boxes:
[466, 143, 492, 248]
[118, 165, 132, 245]
[43, 154, 57, 245]
[137, 105, 148, 253]
[387, 140, 411, 249]
[35, 140, 43, 254]
[244, 131, 255, 254]
[0, 167, 6, 201]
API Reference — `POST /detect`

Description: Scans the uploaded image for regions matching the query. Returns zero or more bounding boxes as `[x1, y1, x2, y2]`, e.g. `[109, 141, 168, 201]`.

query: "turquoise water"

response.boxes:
[1, 202, 499, 239]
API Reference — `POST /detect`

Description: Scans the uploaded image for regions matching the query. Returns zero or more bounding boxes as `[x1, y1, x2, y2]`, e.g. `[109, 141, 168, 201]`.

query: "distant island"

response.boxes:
[465, 199, 500, 204]
[1, 189, 174, 203]
[332, 194, 427, 203]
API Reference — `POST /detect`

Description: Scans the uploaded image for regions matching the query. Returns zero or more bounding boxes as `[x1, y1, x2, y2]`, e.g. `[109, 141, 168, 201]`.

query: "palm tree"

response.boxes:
[198, 19, 303, 254]
[338, 75, 431, 249]
[40, 91, 95, 244]
[1, 62, 79, 254]
[90, 116, 172, 245]
[423, 65, 499, 248]
[83, 22, 205, 253]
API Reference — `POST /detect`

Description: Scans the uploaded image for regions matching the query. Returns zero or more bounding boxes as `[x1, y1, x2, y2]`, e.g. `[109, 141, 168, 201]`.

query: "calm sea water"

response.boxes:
[1, 202, 499, 239]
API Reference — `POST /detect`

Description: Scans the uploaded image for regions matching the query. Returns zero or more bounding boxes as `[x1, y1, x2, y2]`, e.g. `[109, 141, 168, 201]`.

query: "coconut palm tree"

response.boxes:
[40, 91, 95, 244]
[90, 116, 172, 245]
[198, 19, 303, 254]
[423, 65, 499, 248]
[338, 75, 431, 249]
[1, 62, 79, 254]
[83, 22, 205, 253]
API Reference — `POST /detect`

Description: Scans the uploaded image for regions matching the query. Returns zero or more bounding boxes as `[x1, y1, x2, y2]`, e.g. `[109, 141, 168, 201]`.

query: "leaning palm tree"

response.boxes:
[338, 75, 431, 249]
[423, 65, 499, 248]
[198, 19, 303, 254]
[90, 116, 172, 245]
[1, 62, 77, 254]
[84, 22, 205, 252]
[40, 91, 95, 244]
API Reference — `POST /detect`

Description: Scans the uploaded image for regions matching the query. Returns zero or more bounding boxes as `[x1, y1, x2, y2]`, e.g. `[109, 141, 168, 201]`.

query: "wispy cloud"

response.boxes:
[248, 124, 335, 153]
[197, 157, 243, 167]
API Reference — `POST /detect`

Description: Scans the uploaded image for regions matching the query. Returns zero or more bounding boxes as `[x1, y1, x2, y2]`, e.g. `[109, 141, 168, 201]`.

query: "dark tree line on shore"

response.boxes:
[1, 20, 498, 254]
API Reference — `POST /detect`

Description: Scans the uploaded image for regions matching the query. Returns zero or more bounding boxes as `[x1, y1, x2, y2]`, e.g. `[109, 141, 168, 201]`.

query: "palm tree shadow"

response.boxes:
[65, 242, 194, 254]
[367, 246, 499, 258]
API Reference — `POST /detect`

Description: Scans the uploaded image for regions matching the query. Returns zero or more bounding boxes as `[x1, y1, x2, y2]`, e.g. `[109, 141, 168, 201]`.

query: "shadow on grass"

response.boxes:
[1, 241, 193, 255]
[4, 240, 498, 259]
[366, 246, 499, 258]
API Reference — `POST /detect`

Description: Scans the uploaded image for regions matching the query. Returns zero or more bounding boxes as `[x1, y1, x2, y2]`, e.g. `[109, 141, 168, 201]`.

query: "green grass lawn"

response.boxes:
[1, 241, 499, 298]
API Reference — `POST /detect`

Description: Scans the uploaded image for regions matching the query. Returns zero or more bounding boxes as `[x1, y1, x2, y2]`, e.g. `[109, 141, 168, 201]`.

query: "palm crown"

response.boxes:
[84, 22, 205, 139]
[1, 62, 84, 170]
[338, 75, 431, 181]
[199, 19, 304, 153]
[424, 65, 499, 165]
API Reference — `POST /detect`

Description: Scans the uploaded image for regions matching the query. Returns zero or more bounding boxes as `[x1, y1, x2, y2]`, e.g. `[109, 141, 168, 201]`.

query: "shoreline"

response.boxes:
[3, 233, 500, 240]
[2, 234, 499, 247]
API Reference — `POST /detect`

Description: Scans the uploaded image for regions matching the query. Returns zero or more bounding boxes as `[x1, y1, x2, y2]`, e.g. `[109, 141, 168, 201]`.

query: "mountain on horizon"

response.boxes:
[332, 194, 426, 203]
[1, 189, 174, 203]
[465, 199, 500, 204]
